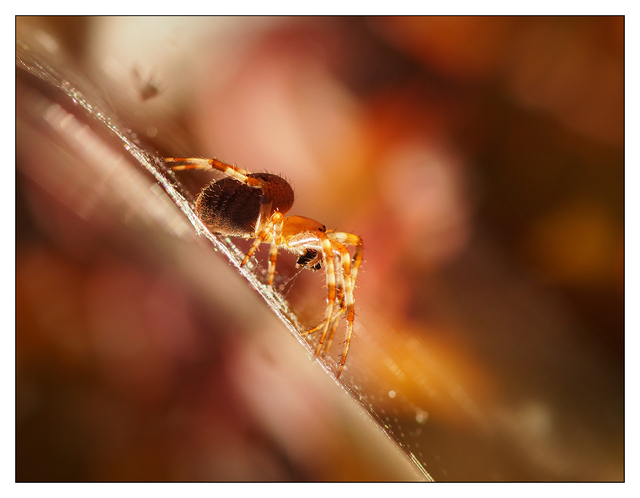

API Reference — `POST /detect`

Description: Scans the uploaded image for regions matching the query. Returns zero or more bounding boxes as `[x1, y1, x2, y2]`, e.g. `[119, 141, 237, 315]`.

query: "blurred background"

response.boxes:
[16, 16, 624, 481]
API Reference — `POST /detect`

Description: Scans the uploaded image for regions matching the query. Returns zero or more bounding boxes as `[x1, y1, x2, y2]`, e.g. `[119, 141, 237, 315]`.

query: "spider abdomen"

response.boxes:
[195, 173, 294, 237]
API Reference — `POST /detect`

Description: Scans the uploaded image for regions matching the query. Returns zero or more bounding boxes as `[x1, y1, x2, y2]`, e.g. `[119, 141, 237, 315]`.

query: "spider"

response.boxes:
[165, 157, 363, 378]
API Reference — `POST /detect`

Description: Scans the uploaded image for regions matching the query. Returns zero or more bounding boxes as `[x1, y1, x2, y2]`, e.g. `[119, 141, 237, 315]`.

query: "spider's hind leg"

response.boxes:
[164, 157, 253, 179]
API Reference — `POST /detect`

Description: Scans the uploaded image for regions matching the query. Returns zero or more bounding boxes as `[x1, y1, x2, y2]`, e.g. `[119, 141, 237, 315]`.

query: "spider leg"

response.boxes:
[304, 283, 343, 344]
[299, 232, 360, 377]
[329, 239, 355, 378]
[164, 157, 254, 181]
[313, 236, 337, 359]
[333, 252, 346, 304]
[266, 213, 284, 285]
[322, 317, 342, 357]
[301, 305, 343, 336]
[241, 219, 271, 266]
[326, 231, 363, 285]
[241, 212, 284, 285]
[322, 253, 347, 355]
[254, 198, 274, 237]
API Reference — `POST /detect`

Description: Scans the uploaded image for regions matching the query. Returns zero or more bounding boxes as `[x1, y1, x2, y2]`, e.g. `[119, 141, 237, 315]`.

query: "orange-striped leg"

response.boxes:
[165, 157, 256, 183]
[266, 213, 284, 285]
[313, 236, 337, 359]
[327, 231, 363, 285]
[333, 241, 355, 378]
[336, 321, 353, 377]
[309, 296, 345, 355]
[241, 212, 283, 272]
[321, 242, 351, 355]
[322, 317, 342, 358]
[302, 303, 344, 336]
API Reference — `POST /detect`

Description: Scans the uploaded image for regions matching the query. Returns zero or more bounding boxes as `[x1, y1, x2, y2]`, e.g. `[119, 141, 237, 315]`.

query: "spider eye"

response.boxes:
[320, 225, 326, 232]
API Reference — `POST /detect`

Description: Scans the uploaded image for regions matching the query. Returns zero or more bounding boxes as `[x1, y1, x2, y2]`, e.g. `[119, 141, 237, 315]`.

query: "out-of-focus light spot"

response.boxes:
[415, 409, 429, 425]
[379, 140, 471, 267]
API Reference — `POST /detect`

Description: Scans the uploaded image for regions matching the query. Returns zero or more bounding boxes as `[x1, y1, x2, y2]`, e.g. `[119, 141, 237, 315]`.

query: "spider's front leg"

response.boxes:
[314, 236, 338, 357]
[273, 217, 339, 355]
[326, 232, 362, 377]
